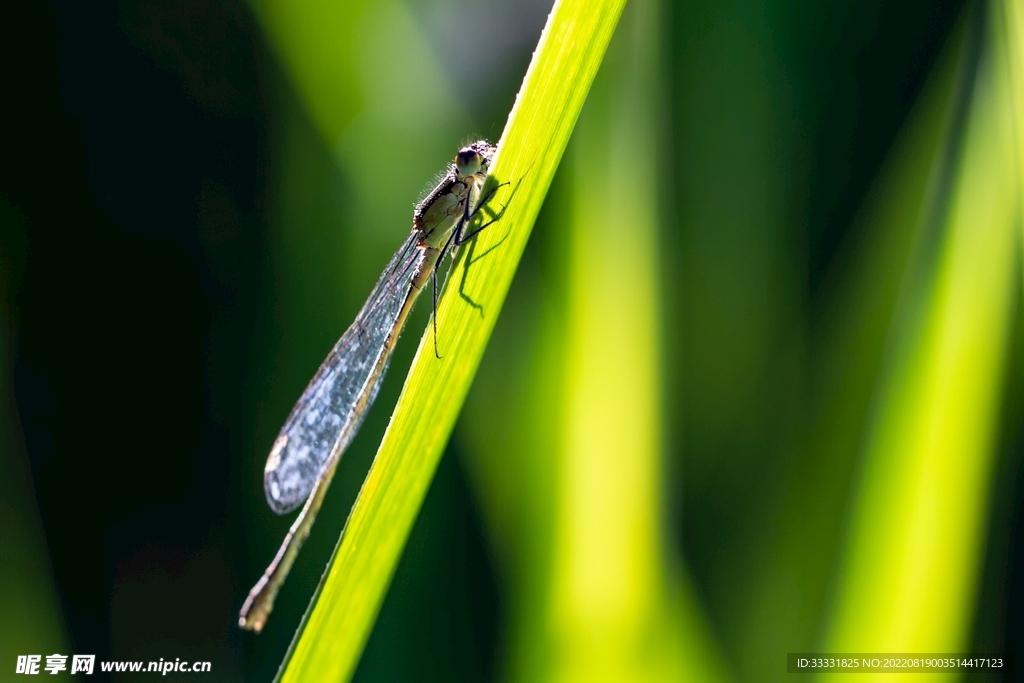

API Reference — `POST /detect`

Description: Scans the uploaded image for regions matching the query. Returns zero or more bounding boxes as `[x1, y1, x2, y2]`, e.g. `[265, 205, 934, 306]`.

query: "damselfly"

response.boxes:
[240, 141, 499, 632]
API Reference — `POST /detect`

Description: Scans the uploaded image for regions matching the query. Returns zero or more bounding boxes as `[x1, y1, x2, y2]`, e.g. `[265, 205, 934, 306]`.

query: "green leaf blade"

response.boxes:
[277, 1, 627, 680]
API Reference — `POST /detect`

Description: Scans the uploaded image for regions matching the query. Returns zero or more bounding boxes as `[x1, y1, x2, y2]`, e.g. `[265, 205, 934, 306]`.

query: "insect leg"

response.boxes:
[431, 226, 460, 358]
[455, 181, 510, 245]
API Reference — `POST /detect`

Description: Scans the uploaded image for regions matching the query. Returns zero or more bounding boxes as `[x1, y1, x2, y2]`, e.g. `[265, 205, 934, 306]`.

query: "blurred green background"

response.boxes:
[2, 0, 1023, 681]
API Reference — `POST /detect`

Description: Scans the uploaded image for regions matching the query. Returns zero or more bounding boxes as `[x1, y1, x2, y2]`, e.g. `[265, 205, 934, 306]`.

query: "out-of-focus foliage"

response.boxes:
[3, 0, 1024, 682]
[822, 9, 1018, 668]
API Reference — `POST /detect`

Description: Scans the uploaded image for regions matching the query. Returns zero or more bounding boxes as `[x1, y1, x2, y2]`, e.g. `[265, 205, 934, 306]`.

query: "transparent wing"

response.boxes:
[263, 231, 426, 514]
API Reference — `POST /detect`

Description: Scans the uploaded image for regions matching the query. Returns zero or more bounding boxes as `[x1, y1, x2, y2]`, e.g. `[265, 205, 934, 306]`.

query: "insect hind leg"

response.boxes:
[430, 224, 461, 358]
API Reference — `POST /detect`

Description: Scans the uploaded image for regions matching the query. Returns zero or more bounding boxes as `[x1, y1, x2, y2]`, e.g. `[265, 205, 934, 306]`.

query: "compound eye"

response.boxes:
[455, 148, 482, 176]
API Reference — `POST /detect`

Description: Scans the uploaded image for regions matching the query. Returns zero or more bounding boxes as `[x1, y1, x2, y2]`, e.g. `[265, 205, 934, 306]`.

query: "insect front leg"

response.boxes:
[454, 180, 509, 246]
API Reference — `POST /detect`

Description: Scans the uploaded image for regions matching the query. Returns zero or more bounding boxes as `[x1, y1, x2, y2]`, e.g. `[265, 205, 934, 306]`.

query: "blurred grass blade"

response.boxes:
[820, 5, 1019, 667]
[735, 19, 969, 674]
[544, 0, 727, 680]
[1004, 0, 1024, 224]
[246, 0, 363, 147]
[276, 0, 627, 681]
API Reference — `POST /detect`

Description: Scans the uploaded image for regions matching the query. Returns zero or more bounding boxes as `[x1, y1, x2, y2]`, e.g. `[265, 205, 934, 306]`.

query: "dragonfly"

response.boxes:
[240, 140, 500, 632]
